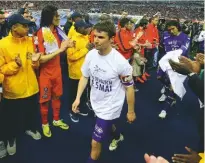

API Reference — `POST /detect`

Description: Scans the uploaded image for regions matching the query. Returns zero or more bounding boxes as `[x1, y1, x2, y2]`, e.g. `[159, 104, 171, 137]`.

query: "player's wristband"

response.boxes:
[120, 75, 134, 87]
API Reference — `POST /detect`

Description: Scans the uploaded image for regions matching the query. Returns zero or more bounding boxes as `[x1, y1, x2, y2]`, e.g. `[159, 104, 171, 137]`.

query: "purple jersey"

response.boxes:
[163, 31, 190, 56]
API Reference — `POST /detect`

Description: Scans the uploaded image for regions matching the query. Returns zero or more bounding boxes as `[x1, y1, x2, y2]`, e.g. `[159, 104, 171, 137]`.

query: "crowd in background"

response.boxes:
[0, 1, 204, 20]
[0, 1, 204, 163]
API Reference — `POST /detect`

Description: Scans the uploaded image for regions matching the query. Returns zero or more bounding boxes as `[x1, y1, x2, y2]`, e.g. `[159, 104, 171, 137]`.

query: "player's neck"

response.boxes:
[99, 46, 112, 56]
[175, 31, 181, 36]
[49, 24, 55, 31]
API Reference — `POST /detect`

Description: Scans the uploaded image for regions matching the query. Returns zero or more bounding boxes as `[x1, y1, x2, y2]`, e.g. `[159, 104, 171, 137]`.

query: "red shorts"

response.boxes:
[39, 73, 63, 103]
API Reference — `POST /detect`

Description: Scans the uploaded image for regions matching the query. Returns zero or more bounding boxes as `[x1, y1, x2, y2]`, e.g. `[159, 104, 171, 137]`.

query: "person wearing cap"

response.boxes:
[0, 10, 9, 158]
[67, 12, 82, 39]
[33, 5, 74, 138]
[0, 13, 42, 157]
[67, 20, 93, 123]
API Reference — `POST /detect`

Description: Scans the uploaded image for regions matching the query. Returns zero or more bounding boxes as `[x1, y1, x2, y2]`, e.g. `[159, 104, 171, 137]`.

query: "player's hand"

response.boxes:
[23, 2, 28, 8]
[144, 42, 152, 48]
[141, 57, 147, 63]
[172, 146, 202, 163]
[15, 54, 22, 67]
[72, 98, 80, 113]
[60, 39, 75, 52]
[169, 59, 192, 75]
[144, 153, 169, 163]
[32, 53, 41, 62]
[179, 56, 201, 74]
[127, 112, 136, 123]
[195, 53, 204, 66]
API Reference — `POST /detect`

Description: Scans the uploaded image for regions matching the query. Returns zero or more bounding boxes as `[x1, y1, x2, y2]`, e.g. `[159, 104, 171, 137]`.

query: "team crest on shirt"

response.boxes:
[94, 124, 103, 134]
[93, 65, 106, 76]
[185, 42, 190, 48]
[42, 94, 48, 99]
[44, 87, 48, 92]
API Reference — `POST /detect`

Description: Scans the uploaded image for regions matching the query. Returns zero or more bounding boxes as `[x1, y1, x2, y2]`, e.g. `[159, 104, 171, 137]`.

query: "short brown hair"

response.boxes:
[93, 20, 116, 38]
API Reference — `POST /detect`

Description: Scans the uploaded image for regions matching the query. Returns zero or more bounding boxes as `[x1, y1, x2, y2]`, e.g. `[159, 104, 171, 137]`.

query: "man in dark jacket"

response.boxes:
[169, 53, 204, 152]
[0, 11, 9, 39]
[18, 8, 37, 35]
[63, 14, 72, 35]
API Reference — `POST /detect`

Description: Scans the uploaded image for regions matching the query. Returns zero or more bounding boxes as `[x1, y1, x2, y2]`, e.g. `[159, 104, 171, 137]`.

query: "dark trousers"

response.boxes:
[60, 52, 68, 76]
[144, 48, 154, 70]
[0, 94, 39, 141]
[86, 79, 91, 102]
[198, 109, 204, 152]
[68, 78, 87, 114]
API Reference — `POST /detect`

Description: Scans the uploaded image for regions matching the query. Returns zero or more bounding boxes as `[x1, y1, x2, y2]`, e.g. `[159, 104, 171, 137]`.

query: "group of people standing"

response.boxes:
[0, 3, 204, 163]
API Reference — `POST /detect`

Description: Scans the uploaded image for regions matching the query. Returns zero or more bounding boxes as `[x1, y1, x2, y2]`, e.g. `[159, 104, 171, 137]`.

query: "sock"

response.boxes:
[87, 156, 98, 163]
[40, 103, 49, 124]
[164, 86, 169, 96]
[111, 125, 121, 140]
[169, 90, 176, 99]
[52, 99, 61, 121]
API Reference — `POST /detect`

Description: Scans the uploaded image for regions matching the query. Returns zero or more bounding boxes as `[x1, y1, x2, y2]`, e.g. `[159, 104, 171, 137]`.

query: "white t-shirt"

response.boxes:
[81, 48, 133, 120]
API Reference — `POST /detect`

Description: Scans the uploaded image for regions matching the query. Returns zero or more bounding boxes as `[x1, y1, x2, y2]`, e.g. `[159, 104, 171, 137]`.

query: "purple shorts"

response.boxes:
[92, 117, 119, 143]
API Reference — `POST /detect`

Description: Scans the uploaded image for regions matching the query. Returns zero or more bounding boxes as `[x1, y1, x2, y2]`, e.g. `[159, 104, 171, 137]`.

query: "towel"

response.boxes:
[42, 27, 69, 54]
[159, 49, 187, 99]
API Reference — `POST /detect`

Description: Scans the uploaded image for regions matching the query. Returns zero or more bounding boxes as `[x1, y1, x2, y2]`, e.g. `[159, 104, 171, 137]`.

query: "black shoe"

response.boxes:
[69, 113, 79, 123]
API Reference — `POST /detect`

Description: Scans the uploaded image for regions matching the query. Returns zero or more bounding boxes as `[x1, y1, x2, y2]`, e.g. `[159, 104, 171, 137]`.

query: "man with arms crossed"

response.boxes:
[72, 20, 136, 163]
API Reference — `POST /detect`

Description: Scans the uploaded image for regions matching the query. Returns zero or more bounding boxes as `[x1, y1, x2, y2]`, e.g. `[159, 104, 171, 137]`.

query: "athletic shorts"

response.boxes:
[92, 117, 119, 142]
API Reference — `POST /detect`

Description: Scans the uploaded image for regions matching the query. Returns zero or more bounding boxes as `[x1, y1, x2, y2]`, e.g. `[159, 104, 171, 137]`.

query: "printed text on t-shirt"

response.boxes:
[91, 75, 112, 92]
